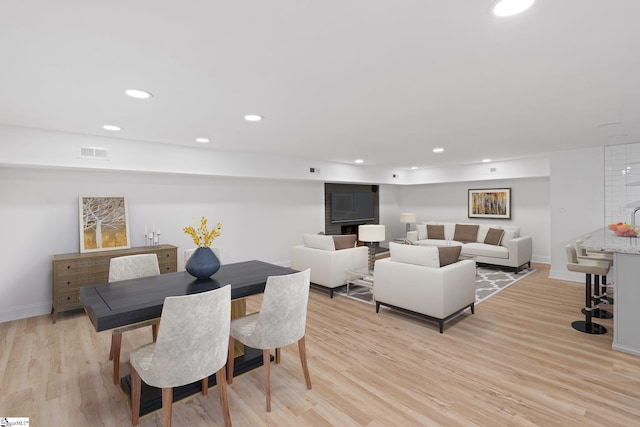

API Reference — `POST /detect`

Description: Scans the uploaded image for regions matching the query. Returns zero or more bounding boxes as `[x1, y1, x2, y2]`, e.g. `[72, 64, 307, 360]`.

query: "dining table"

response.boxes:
[79, 259, 297, 416]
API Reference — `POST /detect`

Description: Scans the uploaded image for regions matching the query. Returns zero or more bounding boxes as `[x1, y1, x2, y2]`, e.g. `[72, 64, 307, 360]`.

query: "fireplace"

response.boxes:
[341, 223, 367, 237]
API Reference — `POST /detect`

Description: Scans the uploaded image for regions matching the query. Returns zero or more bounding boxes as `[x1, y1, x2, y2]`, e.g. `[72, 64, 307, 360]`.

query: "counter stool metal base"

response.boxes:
[572, 320, 607, 334]
[582, 307, 613, 319]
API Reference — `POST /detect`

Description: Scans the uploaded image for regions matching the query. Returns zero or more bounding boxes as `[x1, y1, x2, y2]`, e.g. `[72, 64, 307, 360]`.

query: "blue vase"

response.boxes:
[186, 247, 221, 279]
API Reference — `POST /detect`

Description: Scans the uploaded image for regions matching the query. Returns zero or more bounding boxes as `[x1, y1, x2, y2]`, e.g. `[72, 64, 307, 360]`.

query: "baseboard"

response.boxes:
[612, 343, 640, 357]
[548, 269, 583, 283]
[0, 302, 51, 323]
[531, 255, 550, 264]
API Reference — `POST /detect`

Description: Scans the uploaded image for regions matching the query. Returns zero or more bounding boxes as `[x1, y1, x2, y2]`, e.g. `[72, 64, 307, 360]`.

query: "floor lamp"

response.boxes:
[400, 213, 417, 234]
[358, 224, 386, 271]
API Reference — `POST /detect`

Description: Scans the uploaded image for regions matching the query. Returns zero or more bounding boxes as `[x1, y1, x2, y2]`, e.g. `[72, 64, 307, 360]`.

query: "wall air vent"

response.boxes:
[79, 147, 109, 160]
[490, 167, 497, 173]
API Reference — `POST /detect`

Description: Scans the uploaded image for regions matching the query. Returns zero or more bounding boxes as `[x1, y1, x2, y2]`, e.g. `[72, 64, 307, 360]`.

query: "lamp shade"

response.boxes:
[400, 213, 417, 223]
[358, 224, 385, 242]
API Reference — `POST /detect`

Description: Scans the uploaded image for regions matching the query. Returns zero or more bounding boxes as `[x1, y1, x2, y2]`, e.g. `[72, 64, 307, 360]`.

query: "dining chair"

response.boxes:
[130, 286, 232, 427]
[108, 254, 161, 384]
[226, 269, 312, 412]
[184, 247, 221, 269]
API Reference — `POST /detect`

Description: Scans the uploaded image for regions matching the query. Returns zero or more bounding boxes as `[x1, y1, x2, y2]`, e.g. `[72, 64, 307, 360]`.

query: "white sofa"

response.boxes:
[291, 233, 368, 298]
[374, 242, 476, 333]
[407, 221, 532, 273]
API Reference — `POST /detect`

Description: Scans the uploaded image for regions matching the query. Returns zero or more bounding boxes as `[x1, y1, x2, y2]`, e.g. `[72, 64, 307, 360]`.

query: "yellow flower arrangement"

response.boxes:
[183, 216, 222, 248]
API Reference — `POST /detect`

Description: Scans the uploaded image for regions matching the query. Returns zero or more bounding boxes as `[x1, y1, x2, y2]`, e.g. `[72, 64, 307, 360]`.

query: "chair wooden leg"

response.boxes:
[216, 367, 233, 427]
[162, 387, 173, 427]
[109, 334, 115, 360]
[152, 321, 159, 342]
[298, 336, 312, 390]
[131, 364, 141, 425]
[227, 336, 235, 384]
[112, 333, 122, 384]
[201, 377, 209, 395]
[263, 349, 271, 412]
[275, 347, 281, 364]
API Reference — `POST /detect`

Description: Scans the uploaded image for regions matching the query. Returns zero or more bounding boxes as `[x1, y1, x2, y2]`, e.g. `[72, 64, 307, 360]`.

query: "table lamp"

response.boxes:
[400, 213, 417, 233]
[358, 224, 386, 271]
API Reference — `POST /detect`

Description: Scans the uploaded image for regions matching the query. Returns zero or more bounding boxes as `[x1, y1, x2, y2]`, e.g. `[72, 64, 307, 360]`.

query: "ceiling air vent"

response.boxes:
[79, 147, 109, 160]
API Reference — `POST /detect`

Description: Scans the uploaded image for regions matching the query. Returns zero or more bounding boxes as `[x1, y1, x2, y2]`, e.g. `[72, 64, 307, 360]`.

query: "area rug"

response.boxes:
[333, 265, 536, 305]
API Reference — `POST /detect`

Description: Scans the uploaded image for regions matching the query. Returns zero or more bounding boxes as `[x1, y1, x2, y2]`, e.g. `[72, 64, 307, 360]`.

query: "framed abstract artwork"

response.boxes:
[79, 196, 130, 253]
[468, 188, 511, 219]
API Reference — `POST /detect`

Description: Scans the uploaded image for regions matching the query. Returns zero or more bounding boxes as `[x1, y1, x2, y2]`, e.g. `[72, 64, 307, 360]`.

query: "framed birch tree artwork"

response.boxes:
[79, 196, 131, 253]
[468, 188, 511, 219]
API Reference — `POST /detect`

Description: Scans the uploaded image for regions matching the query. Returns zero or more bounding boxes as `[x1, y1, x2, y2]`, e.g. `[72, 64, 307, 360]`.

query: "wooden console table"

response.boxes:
[51, 244, 177, 323]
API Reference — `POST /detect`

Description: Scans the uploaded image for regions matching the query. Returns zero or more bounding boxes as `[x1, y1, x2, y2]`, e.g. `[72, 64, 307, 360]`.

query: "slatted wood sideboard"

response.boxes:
[52, 244, 178, 323]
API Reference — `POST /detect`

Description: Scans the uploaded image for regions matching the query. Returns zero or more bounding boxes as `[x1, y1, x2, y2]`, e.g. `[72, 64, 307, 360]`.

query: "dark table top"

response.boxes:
[80, 260, 297, 332]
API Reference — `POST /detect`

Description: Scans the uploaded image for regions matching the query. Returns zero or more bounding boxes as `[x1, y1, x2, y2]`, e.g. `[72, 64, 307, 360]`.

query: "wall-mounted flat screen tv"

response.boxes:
[330, 191, 375, 223]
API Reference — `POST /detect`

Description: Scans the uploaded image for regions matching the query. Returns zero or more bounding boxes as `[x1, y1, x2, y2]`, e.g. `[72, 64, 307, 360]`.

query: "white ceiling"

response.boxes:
[1, 1, 638, 171]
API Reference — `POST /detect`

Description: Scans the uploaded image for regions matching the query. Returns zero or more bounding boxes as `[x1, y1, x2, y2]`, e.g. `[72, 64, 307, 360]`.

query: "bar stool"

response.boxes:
[565, 244, 610, 334]
[575, 239, 613, 319]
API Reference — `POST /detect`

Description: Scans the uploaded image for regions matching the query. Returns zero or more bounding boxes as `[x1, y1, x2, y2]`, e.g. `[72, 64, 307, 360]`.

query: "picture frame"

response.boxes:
[79, 196, 130, 253]
[468, 188, 511, 219]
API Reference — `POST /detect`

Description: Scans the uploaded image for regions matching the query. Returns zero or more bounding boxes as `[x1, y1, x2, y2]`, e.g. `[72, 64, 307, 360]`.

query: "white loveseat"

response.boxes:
[407, 221, 532, 273]
[374, 242, 476, 333]
[291, 233, 368, 298]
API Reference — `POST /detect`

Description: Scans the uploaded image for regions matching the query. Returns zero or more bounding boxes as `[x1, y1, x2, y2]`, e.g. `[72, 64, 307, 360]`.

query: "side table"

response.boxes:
[346, 267, 375, 301]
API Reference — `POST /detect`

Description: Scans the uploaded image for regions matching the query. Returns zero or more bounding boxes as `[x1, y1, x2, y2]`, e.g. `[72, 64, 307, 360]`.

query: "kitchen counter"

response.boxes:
[580, 227, 640, 254]
[581, 228, 640, 357]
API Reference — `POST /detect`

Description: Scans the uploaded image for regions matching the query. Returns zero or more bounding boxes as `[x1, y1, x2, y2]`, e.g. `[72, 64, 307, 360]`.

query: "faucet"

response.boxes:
[633, 207, 640, 227]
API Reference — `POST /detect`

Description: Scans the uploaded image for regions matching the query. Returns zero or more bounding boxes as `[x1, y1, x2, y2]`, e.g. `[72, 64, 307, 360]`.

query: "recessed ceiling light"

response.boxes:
[482, 158, 492, 163]
[433, 148, 444, 153]
[125, 89, 153, 99]
[411, 166, 418, 170]
[492, 0, 535, 17]
[244, 114, 263, 122]
[195, 137, 210, 143]
[355, 159, 364, 164]
[102, 125, 121, 131]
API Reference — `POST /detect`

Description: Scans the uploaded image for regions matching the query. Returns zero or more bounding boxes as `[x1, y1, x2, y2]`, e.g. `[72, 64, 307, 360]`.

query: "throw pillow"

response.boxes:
[437, 246, 462, 267]
[389, 242, 439, 267]
[501, 229, 517, 247]
[402, 239, 415, 245]
[416, 224, 427, 240]
[427, 224, 445, 240]
[453, 224, 479, 243]
[332, 234, 357, 250]
[303, 233, 335, 251]
[484, 228, 505, 246]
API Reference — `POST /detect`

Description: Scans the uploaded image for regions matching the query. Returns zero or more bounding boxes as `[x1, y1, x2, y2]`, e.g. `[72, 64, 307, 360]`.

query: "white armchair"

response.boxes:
[291, 233, 368, 298]
[374, 243, 476, 333]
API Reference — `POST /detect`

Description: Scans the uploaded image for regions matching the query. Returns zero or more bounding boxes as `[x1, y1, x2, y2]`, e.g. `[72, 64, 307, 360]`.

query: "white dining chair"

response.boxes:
[108, 254, 160, 384]
[226, 269, 312, 412]
[130, 286, 232, 427]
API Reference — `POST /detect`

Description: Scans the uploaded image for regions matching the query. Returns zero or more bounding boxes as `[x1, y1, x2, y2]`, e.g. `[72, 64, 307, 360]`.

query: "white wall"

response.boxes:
[6, 126, 611, 322]
[378, 184, 403, 245]
[549, 147, 605, 281]
[397, 177, 551, 264]
[0, 166, 325, 322]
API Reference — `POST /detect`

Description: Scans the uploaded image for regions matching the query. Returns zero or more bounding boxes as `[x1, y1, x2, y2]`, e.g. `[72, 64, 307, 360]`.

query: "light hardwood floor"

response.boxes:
[1, 263, 640, 426]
